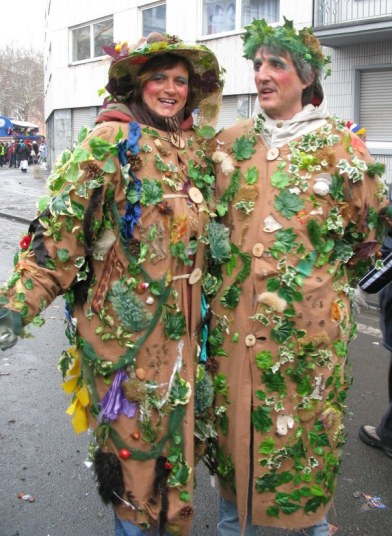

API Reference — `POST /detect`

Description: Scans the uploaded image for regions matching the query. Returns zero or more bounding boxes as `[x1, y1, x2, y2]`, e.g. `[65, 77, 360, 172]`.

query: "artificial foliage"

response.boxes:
[109, 280, 152, 332]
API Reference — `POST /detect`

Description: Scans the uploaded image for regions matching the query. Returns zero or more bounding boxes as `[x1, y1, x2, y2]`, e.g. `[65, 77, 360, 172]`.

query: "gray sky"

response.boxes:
[0, 0, 45, 51]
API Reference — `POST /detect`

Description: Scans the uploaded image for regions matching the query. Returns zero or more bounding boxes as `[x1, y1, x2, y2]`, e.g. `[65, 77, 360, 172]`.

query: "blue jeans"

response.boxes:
[217, 496, 330, 536]
[114, 514, 171, 536]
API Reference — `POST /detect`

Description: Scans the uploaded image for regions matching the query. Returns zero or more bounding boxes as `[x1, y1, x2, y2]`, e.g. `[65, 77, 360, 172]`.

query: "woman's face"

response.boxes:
[142, 62, 189, 117]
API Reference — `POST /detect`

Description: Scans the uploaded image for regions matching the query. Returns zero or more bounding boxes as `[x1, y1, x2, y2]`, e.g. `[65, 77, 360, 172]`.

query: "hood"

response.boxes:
[252, 94, 330, 148]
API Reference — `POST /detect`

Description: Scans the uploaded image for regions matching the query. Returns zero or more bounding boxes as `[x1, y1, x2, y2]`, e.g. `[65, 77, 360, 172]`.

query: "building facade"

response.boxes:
[44, 0, 392, 183]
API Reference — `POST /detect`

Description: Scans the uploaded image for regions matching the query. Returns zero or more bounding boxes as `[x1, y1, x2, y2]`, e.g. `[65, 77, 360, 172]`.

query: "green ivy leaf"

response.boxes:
[141, 179, 163, 205]
[244, 166, 259, 185]
[255, 350, 273, 370]
[73, 146, 91, 163]
[271, 170, 291, 189]
[274, 190, 304, 219]
[266, 506, 280, 518]
[164, 312, 186, 340]
[271, 319, 295, 343]
[115, 126, 124, 143]
[231, 136, 256, 161]
[102, 158, 116, 173]
[89, 137, 117, 160]
[37, 195, 51, 213]
[196, 125, 216, 140]
[57, 249, 70, 263]
[269, 228, 298, 259]
[258, 437, 276, 455]
[255, 471, 293, 493]
[179, 490, 191, 502]
[77, 126, 88, 144]
[252, 405, 272, 433]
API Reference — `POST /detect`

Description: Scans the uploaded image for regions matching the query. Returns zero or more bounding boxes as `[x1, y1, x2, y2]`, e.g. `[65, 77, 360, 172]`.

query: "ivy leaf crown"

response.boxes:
[242, 17, 331, 78]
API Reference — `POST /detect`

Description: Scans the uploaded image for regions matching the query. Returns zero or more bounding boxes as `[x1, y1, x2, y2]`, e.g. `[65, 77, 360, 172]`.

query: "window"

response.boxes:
[71, 17, 113, 62]
[359, 69, 392, 142]
[142, 4, 166, 36]
[202, 0, 279, 36]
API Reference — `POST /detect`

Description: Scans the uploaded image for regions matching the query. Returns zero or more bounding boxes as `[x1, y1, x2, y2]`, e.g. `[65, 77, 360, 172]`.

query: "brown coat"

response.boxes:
[2, 119, 211, 534]
[206, 117, 385, 530]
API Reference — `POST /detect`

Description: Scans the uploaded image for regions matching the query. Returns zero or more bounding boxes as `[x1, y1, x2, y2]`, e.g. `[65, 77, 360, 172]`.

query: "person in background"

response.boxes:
[359, 223, 392, 457]
[0, 32, 222, 536]
[0, 142, 5, 166]
[18, 141, 31, 172]
[202, 18, 387, 536]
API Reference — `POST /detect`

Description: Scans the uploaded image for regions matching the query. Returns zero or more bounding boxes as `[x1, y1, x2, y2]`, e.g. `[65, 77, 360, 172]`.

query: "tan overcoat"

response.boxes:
[206, 116, 386, 531]
[1, 118, 212, 534]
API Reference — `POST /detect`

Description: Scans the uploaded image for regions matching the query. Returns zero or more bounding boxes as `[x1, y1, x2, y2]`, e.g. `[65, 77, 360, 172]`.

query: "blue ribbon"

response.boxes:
[200, 293, 209, 364]
[117, 122, 143, 239]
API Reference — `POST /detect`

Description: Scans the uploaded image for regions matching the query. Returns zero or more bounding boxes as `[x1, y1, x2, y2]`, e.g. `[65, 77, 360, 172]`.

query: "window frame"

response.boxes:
[70, 16, 113, 65]
[199, 0, 279, 39]
[140, 2, 167, 37]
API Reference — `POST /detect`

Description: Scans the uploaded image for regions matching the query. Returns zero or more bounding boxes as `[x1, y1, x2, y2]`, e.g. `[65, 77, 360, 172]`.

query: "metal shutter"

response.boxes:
[72, 107, 98, 144]
[360, 70, 392, 142]
[217, 96, 240, 129]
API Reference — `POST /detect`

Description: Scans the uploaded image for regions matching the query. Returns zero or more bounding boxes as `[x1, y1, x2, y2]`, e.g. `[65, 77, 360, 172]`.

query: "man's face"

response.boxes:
[253, 49, 310, 120]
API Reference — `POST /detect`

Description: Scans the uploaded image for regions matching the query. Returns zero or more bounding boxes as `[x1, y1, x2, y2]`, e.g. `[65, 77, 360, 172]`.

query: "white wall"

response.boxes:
[44, 0, 315, 119]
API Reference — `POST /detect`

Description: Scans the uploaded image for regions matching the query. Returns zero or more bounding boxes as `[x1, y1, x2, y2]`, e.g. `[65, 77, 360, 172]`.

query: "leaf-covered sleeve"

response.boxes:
[0, 124, 120, 323]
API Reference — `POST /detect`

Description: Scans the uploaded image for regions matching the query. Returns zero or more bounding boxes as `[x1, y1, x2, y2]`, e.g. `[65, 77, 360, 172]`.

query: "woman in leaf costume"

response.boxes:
[203, 18, 388, 535]
[0, 33, 222, 535]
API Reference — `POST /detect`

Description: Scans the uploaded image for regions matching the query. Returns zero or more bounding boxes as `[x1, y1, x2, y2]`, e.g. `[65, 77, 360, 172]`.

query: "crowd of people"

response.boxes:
[0, 139, 47, 170]
[0, 18, 390, 536]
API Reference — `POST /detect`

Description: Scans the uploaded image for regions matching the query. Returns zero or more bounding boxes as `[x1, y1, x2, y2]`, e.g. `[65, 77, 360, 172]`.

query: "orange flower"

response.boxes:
[350, 134, 367, 154]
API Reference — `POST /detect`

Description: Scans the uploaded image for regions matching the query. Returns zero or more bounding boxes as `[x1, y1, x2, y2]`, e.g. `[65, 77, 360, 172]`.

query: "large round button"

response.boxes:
[252, 243, 264, 258]
[170, 133, 185, 149]
[245, 334, 256, 347]
[189, 187, 204, 204]
[266, 147, 279, 161]
[189, 268, 202, 285]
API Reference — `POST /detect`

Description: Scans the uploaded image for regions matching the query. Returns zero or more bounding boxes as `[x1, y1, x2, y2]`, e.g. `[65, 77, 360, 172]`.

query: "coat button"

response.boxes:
[266, 147, 279, 161]
[189, 268, 202, 285]
[252, 243, 264, 257]
[189, 187, 204, 204]
[245, 334, 256, 347]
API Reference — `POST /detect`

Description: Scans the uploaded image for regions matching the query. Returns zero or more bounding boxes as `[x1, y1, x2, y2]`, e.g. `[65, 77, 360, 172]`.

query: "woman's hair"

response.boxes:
[131, 53, 196, 118]
[256, 45, 321, 106]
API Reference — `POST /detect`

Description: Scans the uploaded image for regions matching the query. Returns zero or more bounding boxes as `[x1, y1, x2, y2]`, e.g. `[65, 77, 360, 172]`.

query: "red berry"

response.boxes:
[119, 448, 131, 460]
[164, 461, 173, 470]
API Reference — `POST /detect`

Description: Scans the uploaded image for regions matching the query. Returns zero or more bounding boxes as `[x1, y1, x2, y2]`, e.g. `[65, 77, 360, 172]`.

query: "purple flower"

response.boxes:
[98, 369, 137, 422]
[193, 70, 219, 93]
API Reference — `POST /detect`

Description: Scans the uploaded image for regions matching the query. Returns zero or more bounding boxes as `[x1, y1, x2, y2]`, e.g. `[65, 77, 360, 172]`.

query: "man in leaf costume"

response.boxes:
[0, 33, 222, 536]
[203, 18, 388, 535]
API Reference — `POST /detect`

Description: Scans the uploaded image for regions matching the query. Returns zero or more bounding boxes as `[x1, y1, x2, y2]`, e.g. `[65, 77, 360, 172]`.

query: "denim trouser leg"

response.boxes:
[217, 496, 258, 536]
[114, 514, 172, 536]
[217, 496, 330, 536]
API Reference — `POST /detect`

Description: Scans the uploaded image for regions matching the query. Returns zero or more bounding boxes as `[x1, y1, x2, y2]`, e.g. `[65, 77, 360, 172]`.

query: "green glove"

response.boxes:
[0, 308, 22, 350]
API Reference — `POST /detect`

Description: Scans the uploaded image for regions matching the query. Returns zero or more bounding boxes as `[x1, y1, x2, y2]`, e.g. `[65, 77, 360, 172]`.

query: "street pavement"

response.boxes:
[0, 165, 392, 535]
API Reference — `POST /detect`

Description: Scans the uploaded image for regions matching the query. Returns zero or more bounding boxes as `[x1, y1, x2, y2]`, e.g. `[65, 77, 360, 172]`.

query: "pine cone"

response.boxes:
[128, 238, 141, 257]
[179, 505, 194, 520]
[165, 35, 181, 45]
[205, 356, 219, 375]
[84, 162, 102, 179]
[128, 154, 143, 170]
